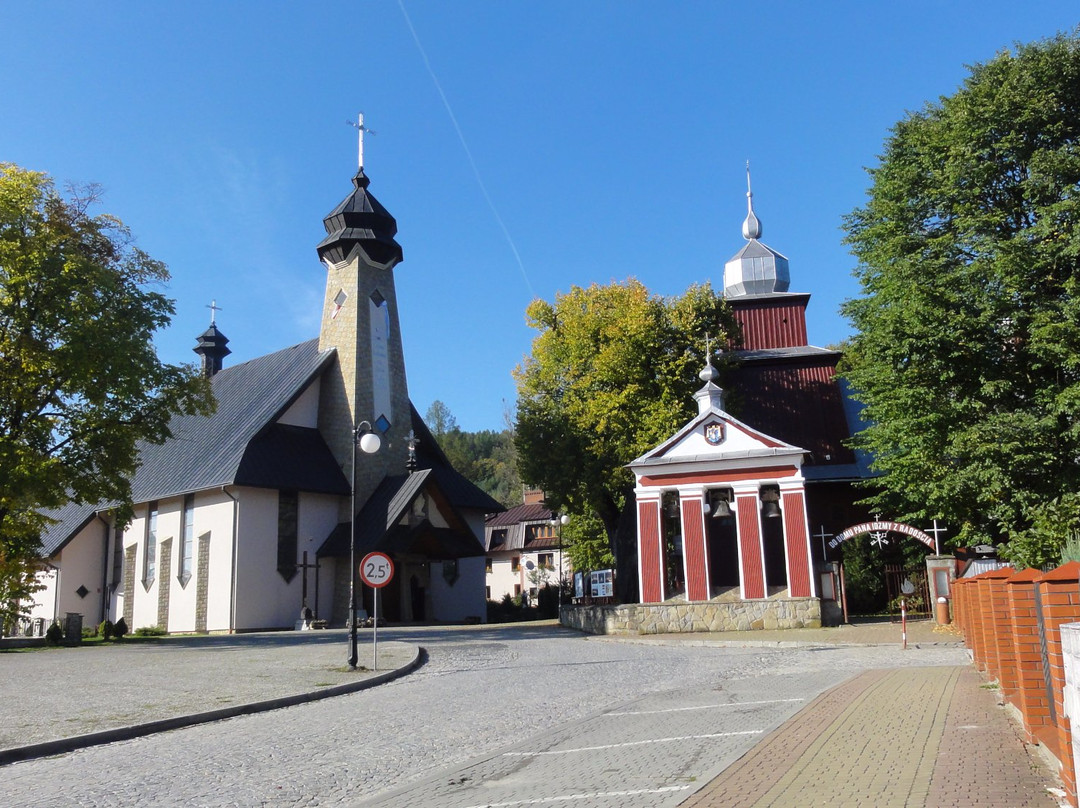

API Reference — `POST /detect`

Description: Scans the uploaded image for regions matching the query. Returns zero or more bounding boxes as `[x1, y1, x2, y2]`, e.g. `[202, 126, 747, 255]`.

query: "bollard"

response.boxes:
[936, 596, 951, 625]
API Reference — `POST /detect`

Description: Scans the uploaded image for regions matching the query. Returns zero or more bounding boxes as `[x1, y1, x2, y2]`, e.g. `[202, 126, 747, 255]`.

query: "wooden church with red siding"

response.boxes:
[629, 173, 871, 622]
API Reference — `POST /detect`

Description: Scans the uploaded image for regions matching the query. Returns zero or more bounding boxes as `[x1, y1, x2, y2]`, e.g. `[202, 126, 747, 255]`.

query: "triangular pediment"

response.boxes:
[630, 406, 805, 471]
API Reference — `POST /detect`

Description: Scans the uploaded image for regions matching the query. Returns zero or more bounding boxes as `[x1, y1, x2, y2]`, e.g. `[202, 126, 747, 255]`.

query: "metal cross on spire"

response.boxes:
[346, 112, 376, 170]
[207, 299, 223, 325]
[405, 429, 420, 473]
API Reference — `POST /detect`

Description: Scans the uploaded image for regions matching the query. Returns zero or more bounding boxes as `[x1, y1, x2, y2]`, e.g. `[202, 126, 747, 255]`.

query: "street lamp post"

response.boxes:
[349, 420, 381, 669]
[549, 513, 570, 617]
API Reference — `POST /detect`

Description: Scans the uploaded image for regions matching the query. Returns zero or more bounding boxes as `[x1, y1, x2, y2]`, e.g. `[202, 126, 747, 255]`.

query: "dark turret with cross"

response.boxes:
[193, 299, 231, 378]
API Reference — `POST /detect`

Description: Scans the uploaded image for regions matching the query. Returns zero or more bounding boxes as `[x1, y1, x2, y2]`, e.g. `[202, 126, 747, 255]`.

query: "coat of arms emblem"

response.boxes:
[704, 422, 725, 445]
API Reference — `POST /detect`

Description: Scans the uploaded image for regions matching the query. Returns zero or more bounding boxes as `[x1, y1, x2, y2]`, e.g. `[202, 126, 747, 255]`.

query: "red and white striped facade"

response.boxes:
[630, 387, 816, 603]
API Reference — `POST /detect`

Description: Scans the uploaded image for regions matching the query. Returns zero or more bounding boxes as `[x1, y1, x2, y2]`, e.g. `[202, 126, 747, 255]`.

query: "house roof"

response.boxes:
[408, 405, 505, 514]
[39, 500, 100, 557]
[130, 338, 340, 503]
[486, 502, 554, 528]
[317, 469, 486, 560]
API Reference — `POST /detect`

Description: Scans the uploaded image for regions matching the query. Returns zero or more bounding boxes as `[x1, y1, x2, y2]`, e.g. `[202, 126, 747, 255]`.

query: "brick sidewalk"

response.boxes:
[680, 666, 1059, 808]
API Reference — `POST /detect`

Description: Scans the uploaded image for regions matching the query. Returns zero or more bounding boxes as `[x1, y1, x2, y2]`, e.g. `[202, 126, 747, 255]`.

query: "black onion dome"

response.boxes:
[316, 169, 403, 267]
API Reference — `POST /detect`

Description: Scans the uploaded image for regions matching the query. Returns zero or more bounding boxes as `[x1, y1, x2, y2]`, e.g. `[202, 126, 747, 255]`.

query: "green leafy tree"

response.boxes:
[561, 509, 614, 574]
[0, 164, 213, 628]
[840, 33, 1080, 564]
[514, 279, 737, 601]
[424, 400, 458, 437]
[425, 401, 521, 508]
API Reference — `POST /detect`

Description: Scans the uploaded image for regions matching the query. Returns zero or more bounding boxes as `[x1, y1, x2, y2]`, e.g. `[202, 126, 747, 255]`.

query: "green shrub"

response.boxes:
[113, 616, 128, 639]
[45, 621, 63, 645]
[98, 619, 114, 641]
[134, 625, 166, 637]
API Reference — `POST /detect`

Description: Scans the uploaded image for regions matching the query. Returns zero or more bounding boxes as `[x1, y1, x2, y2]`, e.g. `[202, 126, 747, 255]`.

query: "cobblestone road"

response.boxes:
[2, 624, 966, 807]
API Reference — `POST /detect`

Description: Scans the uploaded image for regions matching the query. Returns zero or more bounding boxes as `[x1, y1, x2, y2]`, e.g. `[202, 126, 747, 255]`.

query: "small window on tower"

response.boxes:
[332, 289, 347, 319]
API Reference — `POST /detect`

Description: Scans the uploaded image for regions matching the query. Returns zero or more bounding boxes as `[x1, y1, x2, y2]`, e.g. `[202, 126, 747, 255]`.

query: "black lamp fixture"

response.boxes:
[760, 486, 782, 519]
[709, 489, 734, 519]
[348, 420, 382, 670]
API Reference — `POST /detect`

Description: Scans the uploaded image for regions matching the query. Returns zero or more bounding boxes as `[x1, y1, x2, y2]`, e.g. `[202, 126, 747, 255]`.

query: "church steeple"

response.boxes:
[192, 300, 230, 378]
[316, 141, 411, 504]
[723, 164, 790, 298]
[316, 168, 403, 269]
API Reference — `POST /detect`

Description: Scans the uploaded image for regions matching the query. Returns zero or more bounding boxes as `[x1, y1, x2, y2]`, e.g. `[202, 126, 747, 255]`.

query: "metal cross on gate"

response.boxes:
[925, 520, 947, 555]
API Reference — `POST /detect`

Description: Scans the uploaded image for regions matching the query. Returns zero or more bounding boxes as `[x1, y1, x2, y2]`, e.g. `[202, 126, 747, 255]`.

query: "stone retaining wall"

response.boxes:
[561, 598, 822, 636]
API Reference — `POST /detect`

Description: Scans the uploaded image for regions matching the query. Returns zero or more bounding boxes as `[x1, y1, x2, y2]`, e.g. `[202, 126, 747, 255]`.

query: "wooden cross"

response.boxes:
[298, 550, 320, 618]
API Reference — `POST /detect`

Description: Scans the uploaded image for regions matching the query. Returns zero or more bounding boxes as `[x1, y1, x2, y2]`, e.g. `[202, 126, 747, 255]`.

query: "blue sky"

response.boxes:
[1, 3, 1076, 431]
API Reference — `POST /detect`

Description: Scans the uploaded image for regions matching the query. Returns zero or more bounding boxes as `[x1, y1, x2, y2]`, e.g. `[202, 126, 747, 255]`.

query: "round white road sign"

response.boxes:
[360, 551, 394, 588]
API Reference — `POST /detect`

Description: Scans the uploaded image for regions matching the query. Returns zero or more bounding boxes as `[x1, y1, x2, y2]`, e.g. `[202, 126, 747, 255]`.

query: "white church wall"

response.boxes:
[233, 487, 281, 630]
[55, 519, 108, 628]
[152, 496, 186, 633]
[233, 488, 342, 630]
[202, 489, 240, 632]
[124, 506, 157, 631]
[316, 556, 338, 621]
[277, 378, 321, 428]
[431, 556, 486, 622]
[26, 565, 58, 625]
[299, 492, 340, 619]
[163, 492, 207, 634]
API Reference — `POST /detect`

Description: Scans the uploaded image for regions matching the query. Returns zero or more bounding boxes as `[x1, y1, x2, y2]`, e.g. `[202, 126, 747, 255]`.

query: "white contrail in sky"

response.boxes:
[397, 0, 537, 301]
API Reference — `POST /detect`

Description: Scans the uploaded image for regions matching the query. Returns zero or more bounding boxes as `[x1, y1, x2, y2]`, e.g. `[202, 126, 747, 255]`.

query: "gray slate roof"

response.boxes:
[130, 339, 339, 503]
[39, 339, 343, 557]
[41, 338, 501, 560]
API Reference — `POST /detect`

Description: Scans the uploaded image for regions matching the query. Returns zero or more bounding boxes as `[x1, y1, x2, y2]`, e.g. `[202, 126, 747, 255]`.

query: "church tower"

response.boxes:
[315, 144, 411, 504]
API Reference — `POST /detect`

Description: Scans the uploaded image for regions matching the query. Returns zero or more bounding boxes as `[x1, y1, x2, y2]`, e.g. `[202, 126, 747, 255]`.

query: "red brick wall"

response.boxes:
[1038, 563, 1080, 803]
[957, 562, 1080, 807]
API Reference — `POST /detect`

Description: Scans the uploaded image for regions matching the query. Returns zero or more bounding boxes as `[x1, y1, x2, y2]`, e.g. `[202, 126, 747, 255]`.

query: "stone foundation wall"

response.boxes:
[561, 598, 822, 635]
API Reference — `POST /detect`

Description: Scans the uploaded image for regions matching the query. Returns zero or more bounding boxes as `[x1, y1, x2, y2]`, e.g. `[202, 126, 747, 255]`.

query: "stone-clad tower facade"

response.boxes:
[315, 168, 412, 506]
